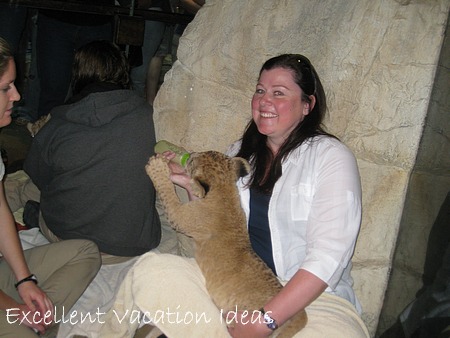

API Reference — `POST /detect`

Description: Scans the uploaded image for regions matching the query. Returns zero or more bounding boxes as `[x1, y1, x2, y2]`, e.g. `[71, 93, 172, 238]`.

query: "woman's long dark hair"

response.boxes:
[71, 40, 130, 95]
[237, 54, 335, 192]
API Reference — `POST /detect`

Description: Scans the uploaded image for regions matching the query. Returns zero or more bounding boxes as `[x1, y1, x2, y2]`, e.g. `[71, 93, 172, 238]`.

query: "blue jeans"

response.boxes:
[130, 9, 166, 98]
[36, 13, 113, 117]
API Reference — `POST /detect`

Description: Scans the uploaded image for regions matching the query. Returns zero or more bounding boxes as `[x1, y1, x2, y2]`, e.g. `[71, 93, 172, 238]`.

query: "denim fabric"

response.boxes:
[36, 13, 113, 117]
[130, 9, 166, 97]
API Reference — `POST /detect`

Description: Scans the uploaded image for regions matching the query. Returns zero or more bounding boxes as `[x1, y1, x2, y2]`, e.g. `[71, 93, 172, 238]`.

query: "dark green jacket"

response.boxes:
[24, 84, 161, 256]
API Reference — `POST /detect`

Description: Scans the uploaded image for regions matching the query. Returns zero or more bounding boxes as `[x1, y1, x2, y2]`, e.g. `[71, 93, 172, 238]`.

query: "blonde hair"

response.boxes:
[0, 37, 13, 78]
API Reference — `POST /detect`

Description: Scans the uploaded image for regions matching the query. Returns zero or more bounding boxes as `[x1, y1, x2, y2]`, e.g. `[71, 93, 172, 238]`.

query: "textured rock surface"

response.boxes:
[376, 13, 450, 334]
[153, 1, 450, 335]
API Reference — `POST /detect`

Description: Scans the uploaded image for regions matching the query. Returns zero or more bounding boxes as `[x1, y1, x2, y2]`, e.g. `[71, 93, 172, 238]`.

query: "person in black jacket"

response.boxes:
[35, 0, 115, 120]
[24, 40, 161, 264]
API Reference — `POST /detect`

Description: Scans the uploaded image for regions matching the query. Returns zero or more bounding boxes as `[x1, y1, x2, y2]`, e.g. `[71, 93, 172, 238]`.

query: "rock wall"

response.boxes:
[153, 0, 450, 336]
[376, 11, 450, 335]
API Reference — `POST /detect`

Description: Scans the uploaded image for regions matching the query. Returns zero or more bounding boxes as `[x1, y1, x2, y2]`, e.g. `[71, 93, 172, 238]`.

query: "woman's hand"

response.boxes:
[157, 152, 199, 200]
[165, 152, 190, 184]
[17, 282, 54, 332]
[224, 310, 272, 338]
[9, 302, 49, 334]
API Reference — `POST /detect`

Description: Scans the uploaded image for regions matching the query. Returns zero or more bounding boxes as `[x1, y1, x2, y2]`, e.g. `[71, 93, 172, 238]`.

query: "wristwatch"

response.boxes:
[15, 274, 38, 289]
[260, 308, 279, 331]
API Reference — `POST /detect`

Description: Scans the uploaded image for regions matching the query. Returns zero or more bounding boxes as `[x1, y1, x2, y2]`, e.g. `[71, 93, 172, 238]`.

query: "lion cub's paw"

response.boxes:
[189, 179, 206, 199]
[145, 156, 171, 182]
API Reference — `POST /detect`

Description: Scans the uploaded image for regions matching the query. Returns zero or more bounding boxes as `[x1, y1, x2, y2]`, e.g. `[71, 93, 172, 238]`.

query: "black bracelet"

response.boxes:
[15, 274, 38, 289]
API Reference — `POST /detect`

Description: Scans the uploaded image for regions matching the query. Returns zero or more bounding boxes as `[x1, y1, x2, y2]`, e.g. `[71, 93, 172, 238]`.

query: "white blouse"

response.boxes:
[228, 135, 362, 311]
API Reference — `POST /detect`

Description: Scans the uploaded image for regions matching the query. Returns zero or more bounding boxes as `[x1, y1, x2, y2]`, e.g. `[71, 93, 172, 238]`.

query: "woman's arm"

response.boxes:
[0, 183, 54, 331]
[157, 152, 199, 201]
[179, 0, 204, 14]
[228, 269, 327, 338]
[0, 183, 31, 283]
[263, 269, 327, 325]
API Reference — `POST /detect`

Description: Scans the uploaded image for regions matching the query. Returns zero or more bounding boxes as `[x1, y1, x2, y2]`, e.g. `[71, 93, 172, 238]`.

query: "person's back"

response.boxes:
[24, 41, 161, 257]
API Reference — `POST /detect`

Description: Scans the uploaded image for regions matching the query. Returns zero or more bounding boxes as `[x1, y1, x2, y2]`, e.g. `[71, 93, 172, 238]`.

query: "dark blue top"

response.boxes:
[249, 188, 276, 275]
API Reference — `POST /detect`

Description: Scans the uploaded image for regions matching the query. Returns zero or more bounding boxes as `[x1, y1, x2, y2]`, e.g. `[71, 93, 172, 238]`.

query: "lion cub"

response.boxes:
[146, 151, 307, 337]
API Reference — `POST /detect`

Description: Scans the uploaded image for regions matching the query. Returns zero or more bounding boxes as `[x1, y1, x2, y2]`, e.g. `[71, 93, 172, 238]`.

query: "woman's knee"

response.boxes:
[76, 239, 100, 255]
[65, 239, 101, 272]
[133, 252, 197, 281]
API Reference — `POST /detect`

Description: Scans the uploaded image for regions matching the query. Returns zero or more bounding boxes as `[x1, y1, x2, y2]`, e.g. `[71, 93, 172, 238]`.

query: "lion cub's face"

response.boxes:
[185, 151, 250, 197]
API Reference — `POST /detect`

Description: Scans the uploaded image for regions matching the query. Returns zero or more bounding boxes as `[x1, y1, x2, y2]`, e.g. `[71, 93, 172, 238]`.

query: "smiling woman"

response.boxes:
[100, 54, 369, 338]
[0, 37, 21, 127]
[0, 36, 102, 338]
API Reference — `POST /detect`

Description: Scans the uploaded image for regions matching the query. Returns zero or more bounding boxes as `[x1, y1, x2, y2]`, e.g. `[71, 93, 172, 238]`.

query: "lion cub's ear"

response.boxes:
[232, 157, 251, 179]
